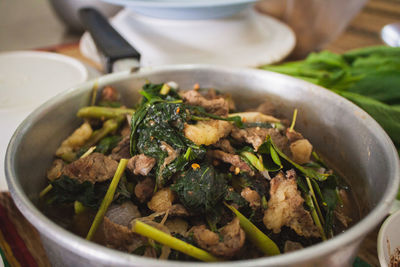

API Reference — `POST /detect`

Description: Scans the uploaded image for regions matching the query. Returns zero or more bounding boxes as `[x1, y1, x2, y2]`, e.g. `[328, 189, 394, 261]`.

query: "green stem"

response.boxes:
[306, 177, 325, 225]
[224, 203, 280, 256]
[304, 193, 327, 240]
[77, 106, 135, 119]
[133, 221, 220, 262]
[85, 116, 124, 148]
[289, 108, 298, 132]
[39, 184, 53, 198]
[86, 158, 128, 240]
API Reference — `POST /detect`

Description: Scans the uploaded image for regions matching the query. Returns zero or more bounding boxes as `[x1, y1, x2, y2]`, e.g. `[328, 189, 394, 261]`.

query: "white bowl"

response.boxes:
[378, 207, 400, 266]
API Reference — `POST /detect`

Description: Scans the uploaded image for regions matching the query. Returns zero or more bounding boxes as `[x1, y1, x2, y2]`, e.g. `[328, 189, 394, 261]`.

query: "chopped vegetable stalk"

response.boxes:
[304, 194, 327, 240]
[224, 203, 280, 256]
[90, 81, 99, 106]
[80, 146, 96, 159]
[159, 83, 171, 95]
[267, 136, 329, 181]
[39, 184, 53, 198]
[306, 177, 325, 225]
[85, 116, 124, 148]
[289, 108, 298, 132]
[86, 158, 128, 240]
[241, 152, 265, 172]
[77, 106, 135, 119]
[74, 201, 86, 215]
[132, 220, 220, 262]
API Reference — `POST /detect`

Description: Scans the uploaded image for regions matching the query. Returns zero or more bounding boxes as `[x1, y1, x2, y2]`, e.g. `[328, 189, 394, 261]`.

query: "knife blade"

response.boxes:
[79, 8, 141, 73]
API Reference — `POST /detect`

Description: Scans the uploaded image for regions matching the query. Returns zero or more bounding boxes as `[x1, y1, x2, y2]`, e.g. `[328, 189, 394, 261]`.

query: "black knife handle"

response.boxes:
[79, 7, 141, 73]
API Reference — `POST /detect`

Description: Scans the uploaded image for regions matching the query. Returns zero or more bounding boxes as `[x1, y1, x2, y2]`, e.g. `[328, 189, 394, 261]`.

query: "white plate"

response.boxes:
[80, 7, 295, 68]
[0, 51, 89, 191]
[99, 0, 256, 19]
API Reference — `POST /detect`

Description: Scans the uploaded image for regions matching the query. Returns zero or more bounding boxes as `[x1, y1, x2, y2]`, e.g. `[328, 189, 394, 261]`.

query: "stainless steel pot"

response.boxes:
[5, 65, 400, 267]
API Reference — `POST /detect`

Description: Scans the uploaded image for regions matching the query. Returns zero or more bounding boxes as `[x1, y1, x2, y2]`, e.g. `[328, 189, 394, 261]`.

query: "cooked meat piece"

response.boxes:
[55, 122, 93, 159]
[255, 100, 276, 116]
[263, 170, 320, 238]
[213, 139, 236, 154]
[289, 139, 313, 165]
[184, 120, 233, 146]
[165, 218, 189, 236]
[208, 150, 254, 175]
[231, 127, 288, 152]
[101, 86, 120, 102]
[47, 159, 65, 181]
[191, 218, 245, 258]
[148, 188, 175, 212]
[103, 202, 143, 253]
[120, 123, 131, 138]
[284, 240, 303, 253]
[169, 204, 190, 217]
[110, 136, 131, 161]
[181, 89, 229, 116]
[286, 129, 304, 142]
[63, 152, 118, 183]
[127, 154, 156, 176]
[241, 187, 261, 208]
[134, 177, 155, 203]
[231, 112, 280, 124]
[160, 141, 178, 168]
[103, 217, 145, 253]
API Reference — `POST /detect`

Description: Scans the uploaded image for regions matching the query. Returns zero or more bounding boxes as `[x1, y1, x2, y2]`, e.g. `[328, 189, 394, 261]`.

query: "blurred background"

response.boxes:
[1, 0, 398, 55]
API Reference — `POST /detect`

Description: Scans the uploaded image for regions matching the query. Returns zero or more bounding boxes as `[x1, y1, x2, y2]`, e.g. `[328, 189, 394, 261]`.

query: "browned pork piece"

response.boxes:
[241, 187, 261, 208]
[213, 139, 236, 154]
[231, 127, 289, 152]
[127, 154, 156, 176]
[63, 152, 118, 183]
[184, 120, 233, 146]
[181, 89, 229, 116]
[101, 86, 120, 102]
[147, 188, 175, 212]
[208, 150, 254, 175]
[46, 159, 65, 181]
[103, 202, 144, 253]
[191, 218, 245, 258]
[110, 136, 131, 161]
[134, 177, 155, 203]
[263, 170, 320, 238]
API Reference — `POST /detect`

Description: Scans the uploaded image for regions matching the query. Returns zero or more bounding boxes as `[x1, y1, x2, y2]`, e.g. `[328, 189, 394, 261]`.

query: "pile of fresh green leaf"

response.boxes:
[261, 46, 400, 154]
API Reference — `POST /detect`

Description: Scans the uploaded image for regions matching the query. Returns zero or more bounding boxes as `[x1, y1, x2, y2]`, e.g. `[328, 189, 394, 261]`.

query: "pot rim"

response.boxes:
[5, 64, 400, 266]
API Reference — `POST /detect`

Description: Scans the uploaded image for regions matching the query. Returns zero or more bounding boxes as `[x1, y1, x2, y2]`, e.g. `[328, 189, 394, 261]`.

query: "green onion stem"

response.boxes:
[39, 184, 53, 198]
[133, 221, 220, 262]
[304, 194, 327, 240]
[289, 108, 298, 132]
[86, 158, 128, 240]
[77, 106, 135, 120]
[224, 203, 280, 256]
[306, 177, 325, 225]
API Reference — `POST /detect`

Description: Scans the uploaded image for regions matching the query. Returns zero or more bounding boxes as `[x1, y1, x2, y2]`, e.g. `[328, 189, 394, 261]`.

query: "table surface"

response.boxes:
[2, 0, 400, 266]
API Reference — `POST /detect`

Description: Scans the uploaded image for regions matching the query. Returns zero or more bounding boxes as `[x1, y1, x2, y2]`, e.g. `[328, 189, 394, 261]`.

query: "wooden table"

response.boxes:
[1, 0, 399, 266]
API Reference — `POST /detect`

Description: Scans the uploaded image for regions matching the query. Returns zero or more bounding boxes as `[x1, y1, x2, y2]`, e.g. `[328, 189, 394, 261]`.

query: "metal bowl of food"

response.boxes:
[5, 65, 399, 266]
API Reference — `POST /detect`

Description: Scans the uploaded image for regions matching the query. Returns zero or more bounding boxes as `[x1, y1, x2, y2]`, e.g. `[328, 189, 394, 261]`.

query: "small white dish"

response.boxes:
[378, 208, 400, 267]
[80, 7, 295, 68]
[0, 51, 89, 191]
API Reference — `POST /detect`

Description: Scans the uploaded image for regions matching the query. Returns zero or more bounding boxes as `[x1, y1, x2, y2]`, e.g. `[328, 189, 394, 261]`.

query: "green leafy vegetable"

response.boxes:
[48, 175, 108, 209]
[171, 164, 227, 215]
